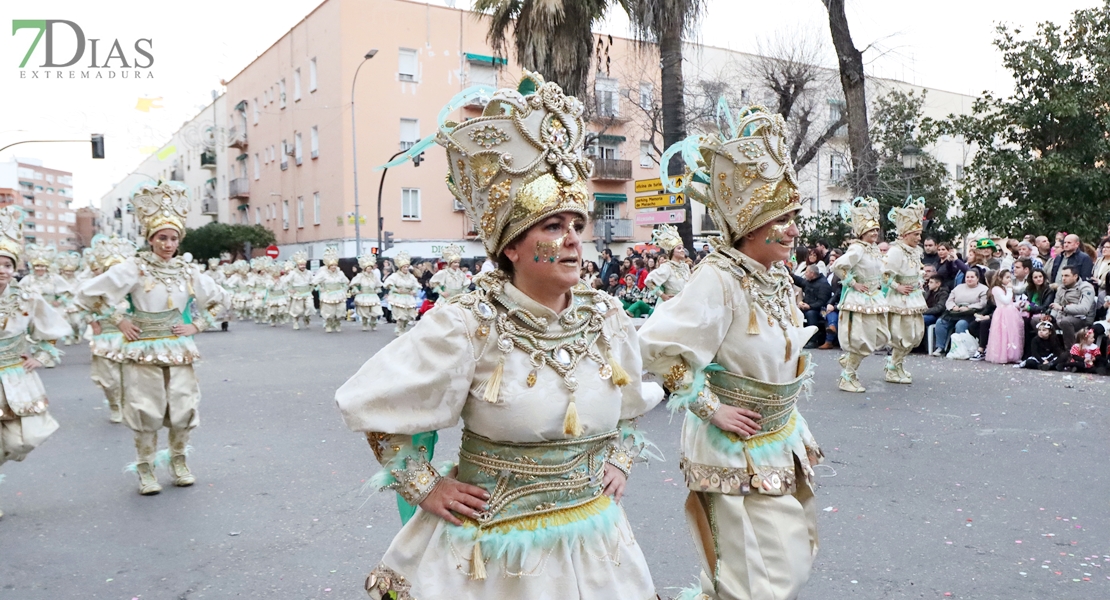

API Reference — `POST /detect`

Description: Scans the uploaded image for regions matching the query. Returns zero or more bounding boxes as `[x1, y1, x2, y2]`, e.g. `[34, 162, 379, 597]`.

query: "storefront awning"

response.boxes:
[597, 134, 626, 144]
[465, 53, 507, 66]
[594, 193, 627, 203]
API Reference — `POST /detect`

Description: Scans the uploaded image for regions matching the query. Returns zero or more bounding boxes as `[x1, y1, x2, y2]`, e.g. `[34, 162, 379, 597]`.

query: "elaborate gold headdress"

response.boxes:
[357, 254, 376, 270]
[232, 259, 249, 274]
[888, 196, 926, 237]
[91, 234, 138, 270]
[282, 259, 295, 272]
[57, 251, 81, 272]
[322, 247, 339, 267]
[437, 72, 592, 258]
[651, 224, 683, 255]
[660, 105, 801, 246]
[440, 243, 463, 264]
[25, 243, 56, 268]
[207, 257, 221, 269]
[841, 196, 882, 237]
[131, 182, 190, 240]
[393, 251, 412, 269]
[292, 250, 308, 266]
[0, 206, 25, 265]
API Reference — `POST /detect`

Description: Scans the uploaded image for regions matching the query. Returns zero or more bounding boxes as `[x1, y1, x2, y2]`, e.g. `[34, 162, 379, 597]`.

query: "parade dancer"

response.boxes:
[227, 261, 252, 321]
[265, 261, 291, 327]
[639, 106, 823, 600]
[428, 243, 468, 307]
[644, 224, 691, 301]
[56, 251, 85, 345]
[831, 197, 890, 393]
[75, 183, 228, 496]
[883, 197, 927, 384]
[19, 244, 68, 367]
[86, 235, 138, 424]
[0, 206, 70, 519]
[335, 72, 663, 599]
[312, 248, 348, 333]
[382, 252, 419, 335]
[249, 257, 270, 324]
[348, 254, 383, 331]
[206, 257, 231, 332]
[284, 251, 314, 330]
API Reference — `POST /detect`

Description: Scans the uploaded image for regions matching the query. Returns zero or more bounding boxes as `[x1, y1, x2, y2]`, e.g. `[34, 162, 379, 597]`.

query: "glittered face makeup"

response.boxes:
[535, 233, 569, 263]
[765, 218, 796, 245]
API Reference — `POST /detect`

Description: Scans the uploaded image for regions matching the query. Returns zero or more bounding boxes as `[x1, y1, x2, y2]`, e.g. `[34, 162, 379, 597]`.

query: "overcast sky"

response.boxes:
[0, 0, 1098, 209]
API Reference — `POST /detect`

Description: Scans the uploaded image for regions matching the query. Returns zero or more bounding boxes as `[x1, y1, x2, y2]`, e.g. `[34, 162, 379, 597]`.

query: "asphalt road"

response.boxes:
[1, 320, 1107, 599]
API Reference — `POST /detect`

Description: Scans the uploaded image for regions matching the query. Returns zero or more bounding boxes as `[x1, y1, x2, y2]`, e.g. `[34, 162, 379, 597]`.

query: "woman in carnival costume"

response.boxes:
[225, 260, 252, 321]
[75, 182, 228, 495]
[644, 224, 691, 302]
[0, 206, 70, 519]
[335, 72, 663, 600]
[284, 250, 315, 330]
[349, 254, 384, 331]
[19, 244, 69, 367]
[55, 251, 86, 345]
[831, 197, 890, 392]
[382, 251, 420, 335]
[312, 248, 349, 333]
[265, 260, 291, 327]
[86, 235, 139, 424]
[249, 257, 272, 324]
[428, 243, 469, 307]
[883, 197, 927, 384]
[639, 105, 824, 600]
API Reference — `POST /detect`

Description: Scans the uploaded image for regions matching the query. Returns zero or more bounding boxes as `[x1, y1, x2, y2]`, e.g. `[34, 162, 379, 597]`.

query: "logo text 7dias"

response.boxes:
[13, 20, 154, 79]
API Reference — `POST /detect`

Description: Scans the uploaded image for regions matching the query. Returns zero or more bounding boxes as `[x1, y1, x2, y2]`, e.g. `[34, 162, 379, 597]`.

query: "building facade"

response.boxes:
[0, 158, 77, 251]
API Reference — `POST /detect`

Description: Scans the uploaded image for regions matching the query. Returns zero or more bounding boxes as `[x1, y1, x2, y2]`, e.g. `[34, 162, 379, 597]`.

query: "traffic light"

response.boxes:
[383, 231, 395, 251]
[91, 134, 105, 159]
[412, 152, 424, 167]
[603, 220, 613, 244]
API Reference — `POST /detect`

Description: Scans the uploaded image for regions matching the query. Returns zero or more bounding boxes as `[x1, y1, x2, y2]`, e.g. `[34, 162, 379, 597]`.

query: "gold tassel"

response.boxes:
[563, 395, 583, 437]
[784, 333, 793, 363]
[166, 295, 174, 310]
[607, 350, 631, 387]
[747, 306, 761, 335]
[482, 357, 504, 404]
[470, 538, 487, 581]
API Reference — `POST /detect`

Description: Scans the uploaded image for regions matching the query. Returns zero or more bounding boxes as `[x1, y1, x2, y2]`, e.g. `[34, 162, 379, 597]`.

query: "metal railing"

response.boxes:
[592, 218, 634, 240]
[227, 127, 248, 149]
[229, 177, 250, 199]
[591, 158, 632, 181]
[200, 150, 217, 168]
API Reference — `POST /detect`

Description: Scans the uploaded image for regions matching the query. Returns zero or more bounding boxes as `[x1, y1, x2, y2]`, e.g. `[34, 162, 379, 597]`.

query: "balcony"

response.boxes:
[592, 218, 634, 241]
[169, 167, 184, 182]
[200, 150, 217, 169]
[700, 214, 720, 233]
[227, 126, 248, 149]
[591, 158, 632, 181]
[229, 177, 250, 200]
[201, 200, 218, 215]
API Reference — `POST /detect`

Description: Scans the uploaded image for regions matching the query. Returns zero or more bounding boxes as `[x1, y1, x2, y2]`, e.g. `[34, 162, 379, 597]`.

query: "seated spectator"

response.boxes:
[1012, 258, 1032, 296]
[1093, 238, 1110, 291]
[818, 269, 843, 350]
[793, 248, 829, 278]
[619, 273, 654, 318]
[1016, 241, 1044, 270]
[933, 269, 988, 356]
[1049, 265, 1096, 348]
[604, 273, 621, 295]
[1046, 233, 1094, 287]
[921, 237, 940, 268]
[923, 275, 948, 329]
[793, 265, 833, 349]
[936, 242, 968, 289]
[923, 263, 937, 282]
[1058, 326, 1100, 372]
[1020, 320, 1064, 370]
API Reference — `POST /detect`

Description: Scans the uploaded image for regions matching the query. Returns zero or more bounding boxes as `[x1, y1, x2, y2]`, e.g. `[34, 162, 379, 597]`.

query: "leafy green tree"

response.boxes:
[942, 3, 1110, 242]
[798, 210, 851, 248]
[179, 223, 276, 262]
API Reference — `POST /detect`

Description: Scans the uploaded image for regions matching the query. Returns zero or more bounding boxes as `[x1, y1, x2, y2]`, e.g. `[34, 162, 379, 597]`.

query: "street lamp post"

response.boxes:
[901, 144, 921, 197]
[376, 150, 424, 256]
[350, 49, 378, 257]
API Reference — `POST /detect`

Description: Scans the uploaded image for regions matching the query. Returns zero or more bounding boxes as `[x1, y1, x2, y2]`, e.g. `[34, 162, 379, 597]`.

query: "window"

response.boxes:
[253, 154, 260, 180]
[639, 141, 653, 167]
[47, 225, 56, 233]
[46, 200, 52, 208]
[294, 132, 303, 165]
[830, 199, 843, 214]
[469, 63, 497, 88]
[639, 82, 653, 108]
[58, 225, 68, 234]
[46, 174, 54, 183]
[828, 101, 847, 136]
[399, 118, 419, 150]
[47, 212, 55, 220]
[309, 57, 317, 92]
[829, 155, 847, 182]
[297, 196, 304, 228]
[398, 48, 418, 82]
[282, 199, 290, 229]
[955, 164, 966, 182]
[595, 77, 620, 118]
[281, 140, 289, 170]
[294, 68, 301, 101]
[255, 207, 261, 224]
[601, 204, 618, 220]
[313, 192, 321, 225]
[279, 79, 287, 108]
[401, 188, 421, 220]
[590, 142, 617, 160]
[264, 89, 270, 104]
[311, 126, 319, 159]
[253, 98, 259, 124]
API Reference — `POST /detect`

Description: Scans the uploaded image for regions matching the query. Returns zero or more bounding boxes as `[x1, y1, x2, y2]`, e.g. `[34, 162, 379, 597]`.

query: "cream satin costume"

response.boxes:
[429, 244, 469, 308]
[349, 254, 384, 331]
[75, 183, 229, 495]
[384, 252, 419, 336]
[56, 251, 86, 346]
[19, 244, 69, 367]
[883, 198, 927, 384]
[264, 261, 291, 326]
[85, 235, 138, 424]
[335, 72, 663, 600]
[284, 251, 315, 330]
[831, 197, 890, 393]
[0, 207, 70, 518]
[645, 225, 690, 300]
[226, 261, 252, 320]
[313, 248, 349, 333]
[640, 106, 822, 600]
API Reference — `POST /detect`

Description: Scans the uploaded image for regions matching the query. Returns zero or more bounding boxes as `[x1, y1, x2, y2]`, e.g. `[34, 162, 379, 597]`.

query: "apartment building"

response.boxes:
[0, 158, 77, 250]
[99, 95, 228, 241]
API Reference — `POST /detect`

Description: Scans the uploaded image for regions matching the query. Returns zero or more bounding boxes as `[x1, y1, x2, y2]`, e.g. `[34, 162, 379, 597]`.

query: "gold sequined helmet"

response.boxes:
[207, 257, 221, 269]
[357, 254, 376, 270]
[651, 224, 683, 255]
[292, 250, 308, 266]
[322, 247, 339, 267]
[131, 181, 190, 240]
[660, 104, 801, 246]
[91, 234, 138, 270]
[889, 196, 926, 237]
[25, 243, 56, 268]
[440, 243, 463, 264]
[0, 206, 25, 266]
[435, 71, 592, 259]
[57, 251, 81, 272]
[842, 196, 882, 238]
[393, 251, 412, 269]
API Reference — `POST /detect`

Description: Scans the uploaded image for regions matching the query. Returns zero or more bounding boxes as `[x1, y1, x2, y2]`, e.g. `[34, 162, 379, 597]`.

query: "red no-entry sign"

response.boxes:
[265, 245, 279, 259]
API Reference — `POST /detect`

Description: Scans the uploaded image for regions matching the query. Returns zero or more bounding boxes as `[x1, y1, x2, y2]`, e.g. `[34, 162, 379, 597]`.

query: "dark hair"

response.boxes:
[496, 252, 515, 277]
[1016, 258, 1033, 271]
[1061, 265, 1079, 276]
[938, 242, 953, 251]
[924, 236, 937, 244]
[928, 274, 944, 284]
[602, 248, 612, 258]
[815, 239, 830, 249]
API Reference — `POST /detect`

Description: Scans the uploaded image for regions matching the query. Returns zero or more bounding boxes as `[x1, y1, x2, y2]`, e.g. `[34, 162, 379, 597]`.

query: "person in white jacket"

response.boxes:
[883, 197, 928, 383]
[312, 248, 349, 333]
[348, 254, 383, 331]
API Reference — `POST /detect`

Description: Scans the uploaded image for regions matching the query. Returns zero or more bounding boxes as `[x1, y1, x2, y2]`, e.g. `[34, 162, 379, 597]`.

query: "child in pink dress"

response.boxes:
[986, 271, 1024, 364]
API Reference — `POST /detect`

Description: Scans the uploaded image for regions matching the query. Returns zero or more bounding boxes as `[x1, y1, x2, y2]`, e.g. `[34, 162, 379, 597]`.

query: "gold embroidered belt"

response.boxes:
[893, 274, 922, 290]
[322, 282, 346, 292]
[457, 429, 616, 529]
[706, 355, 810, 438]
[292, 285, 312, 295]
[0, 334, 25, 369]
[99, 321, 120, 334]
[130, 309, 183, 341]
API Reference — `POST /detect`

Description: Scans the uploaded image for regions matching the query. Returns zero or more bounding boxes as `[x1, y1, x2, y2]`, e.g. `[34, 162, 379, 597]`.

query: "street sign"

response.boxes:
[634, 176, 684, 194]
[634, 193, 685, 210]
[265, 245, 279, 259]
[634, 209, 687, 226]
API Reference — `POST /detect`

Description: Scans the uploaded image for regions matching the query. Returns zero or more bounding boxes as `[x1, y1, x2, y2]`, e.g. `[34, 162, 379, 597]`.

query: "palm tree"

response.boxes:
[474, 0, 705, 250]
